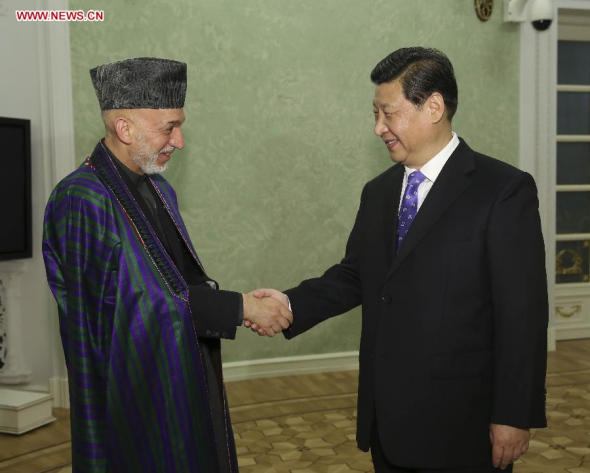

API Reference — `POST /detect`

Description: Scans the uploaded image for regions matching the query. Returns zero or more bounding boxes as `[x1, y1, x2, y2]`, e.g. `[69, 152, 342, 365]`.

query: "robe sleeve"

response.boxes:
[43, 178, 121, 472]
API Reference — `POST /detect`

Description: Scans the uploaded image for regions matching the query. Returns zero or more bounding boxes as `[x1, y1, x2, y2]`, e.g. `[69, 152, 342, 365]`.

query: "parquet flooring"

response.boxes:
[1, 339, 589, 472]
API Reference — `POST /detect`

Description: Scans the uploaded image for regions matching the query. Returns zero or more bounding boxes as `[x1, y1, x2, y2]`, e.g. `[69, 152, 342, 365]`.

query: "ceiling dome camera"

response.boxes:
[531, 19, 552, 30]
[530, 0, 554, 31]
[504, 0, 554, 31]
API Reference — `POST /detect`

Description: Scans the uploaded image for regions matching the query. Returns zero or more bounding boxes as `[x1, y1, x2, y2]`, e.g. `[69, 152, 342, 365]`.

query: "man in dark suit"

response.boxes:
[250, 47, 548, 472]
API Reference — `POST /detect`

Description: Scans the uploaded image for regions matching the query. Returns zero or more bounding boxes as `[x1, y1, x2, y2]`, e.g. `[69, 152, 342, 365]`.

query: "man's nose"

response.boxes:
[374, 116, 387, 137]
[170, 128, 185, 150]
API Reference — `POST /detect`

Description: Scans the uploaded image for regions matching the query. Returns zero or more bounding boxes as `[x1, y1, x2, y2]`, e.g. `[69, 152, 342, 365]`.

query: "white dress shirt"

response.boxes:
[398, 132, 460, 213]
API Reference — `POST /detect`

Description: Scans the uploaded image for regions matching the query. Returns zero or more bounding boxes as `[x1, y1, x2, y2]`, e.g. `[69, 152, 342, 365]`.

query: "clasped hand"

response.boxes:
[242, 289, 291, 337]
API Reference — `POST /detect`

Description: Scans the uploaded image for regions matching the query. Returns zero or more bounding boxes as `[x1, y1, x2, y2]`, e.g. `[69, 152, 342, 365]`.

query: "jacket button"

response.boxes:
[382, 295, 392, 304]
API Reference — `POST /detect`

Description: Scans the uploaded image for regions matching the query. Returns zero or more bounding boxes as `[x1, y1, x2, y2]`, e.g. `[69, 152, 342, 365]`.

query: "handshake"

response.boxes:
[241, 289, 291, 337]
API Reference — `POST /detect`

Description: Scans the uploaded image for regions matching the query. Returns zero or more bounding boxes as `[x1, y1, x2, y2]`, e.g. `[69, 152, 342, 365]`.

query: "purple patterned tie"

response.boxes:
[396, 170, 426, 253]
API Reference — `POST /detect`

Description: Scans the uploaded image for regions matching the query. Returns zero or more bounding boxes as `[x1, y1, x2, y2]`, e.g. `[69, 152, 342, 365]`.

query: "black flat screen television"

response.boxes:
[0, 117, 32, 260]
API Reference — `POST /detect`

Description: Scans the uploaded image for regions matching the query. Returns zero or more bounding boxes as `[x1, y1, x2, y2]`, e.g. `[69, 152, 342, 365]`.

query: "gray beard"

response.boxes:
[132, 138, 169, 175]
[133, 152, 167, 175]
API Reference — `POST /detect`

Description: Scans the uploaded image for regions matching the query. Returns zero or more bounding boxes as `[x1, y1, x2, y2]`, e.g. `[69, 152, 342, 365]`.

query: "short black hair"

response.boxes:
[370, 47, 458, 121]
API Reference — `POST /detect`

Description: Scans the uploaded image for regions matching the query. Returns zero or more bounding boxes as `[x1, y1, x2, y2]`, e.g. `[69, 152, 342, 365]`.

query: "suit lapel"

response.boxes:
[385, 141, 476, 281]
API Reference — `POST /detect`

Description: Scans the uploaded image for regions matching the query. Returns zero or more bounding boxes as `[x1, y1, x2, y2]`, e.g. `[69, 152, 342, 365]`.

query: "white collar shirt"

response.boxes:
[399, 132, 460, 213]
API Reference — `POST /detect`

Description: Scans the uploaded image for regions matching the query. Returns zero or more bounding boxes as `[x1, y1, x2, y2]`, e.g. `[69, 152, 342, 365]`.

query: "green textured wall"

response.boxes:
[70, 0, 519, 362]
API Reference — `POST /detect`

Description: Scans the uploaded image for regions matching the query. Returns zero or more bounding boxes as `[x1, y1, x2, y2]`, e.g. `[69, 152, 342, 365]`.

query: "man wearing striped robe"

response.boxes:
[42, 57, 292, 473]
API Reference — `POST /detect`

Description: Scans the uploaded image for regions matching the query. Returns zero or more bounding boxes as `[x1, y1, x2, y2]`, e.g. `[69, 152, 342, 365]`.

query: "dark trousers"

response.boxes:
[370, 422, 513, 473]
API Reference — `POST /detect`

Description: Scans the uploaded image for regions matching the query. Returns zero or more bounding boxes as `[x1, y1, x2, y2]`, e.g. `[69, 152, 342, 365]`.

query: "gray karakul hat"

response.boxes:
[90, 57, 187, 111]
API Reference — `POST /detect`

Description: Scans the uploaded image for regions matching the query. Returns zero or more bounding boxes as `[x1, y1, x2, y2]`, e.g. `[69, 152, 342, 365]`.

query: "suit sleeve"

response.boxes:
[188, 285, 242, 340]
[487, 172, 548, 428]
[164, 180, 243, 340]
[284, 185, 366, 339]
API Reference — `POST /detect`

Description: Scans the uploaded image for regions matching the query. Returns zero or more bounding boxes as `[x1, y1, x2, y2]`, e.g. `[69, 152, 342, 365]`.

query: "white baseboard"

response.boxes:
[38, 333, 559, 407]
[13, 384, 48, 393]
[0, 389, 56, 435]
[548, 326, 557, 351]
[223, 328, 560, 381]
[555, 324, 590, 342]
[223, 351, 360, 382]
[37, 355, 359, 409]
[49, 377, 69, 409]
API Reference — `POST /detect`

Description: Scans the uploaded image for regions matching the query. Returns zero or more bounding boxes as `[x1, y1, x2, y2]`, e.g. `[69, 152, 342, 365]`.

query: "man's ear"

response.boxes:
[427, 92, 446, 124]
[114, 117, 133, 145]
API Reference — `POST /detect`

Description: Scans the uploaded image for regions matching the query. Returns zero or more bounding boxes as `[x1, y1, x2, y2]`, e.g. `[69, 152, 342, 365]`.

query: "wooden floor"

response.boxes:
[1, 339, 589, 472]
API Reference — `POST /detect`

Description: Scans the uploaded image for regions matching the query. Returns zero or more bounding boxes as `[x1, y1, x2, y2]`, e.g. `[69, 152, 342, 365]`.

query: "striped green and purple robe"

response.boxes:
[42, 141, 238, 472]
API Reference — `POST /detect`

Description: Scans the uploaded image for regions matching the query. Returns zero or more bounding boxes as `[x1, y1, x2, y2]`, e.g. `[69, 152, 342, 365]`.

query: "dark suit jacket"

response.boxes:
[284, 139, 548, 469]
